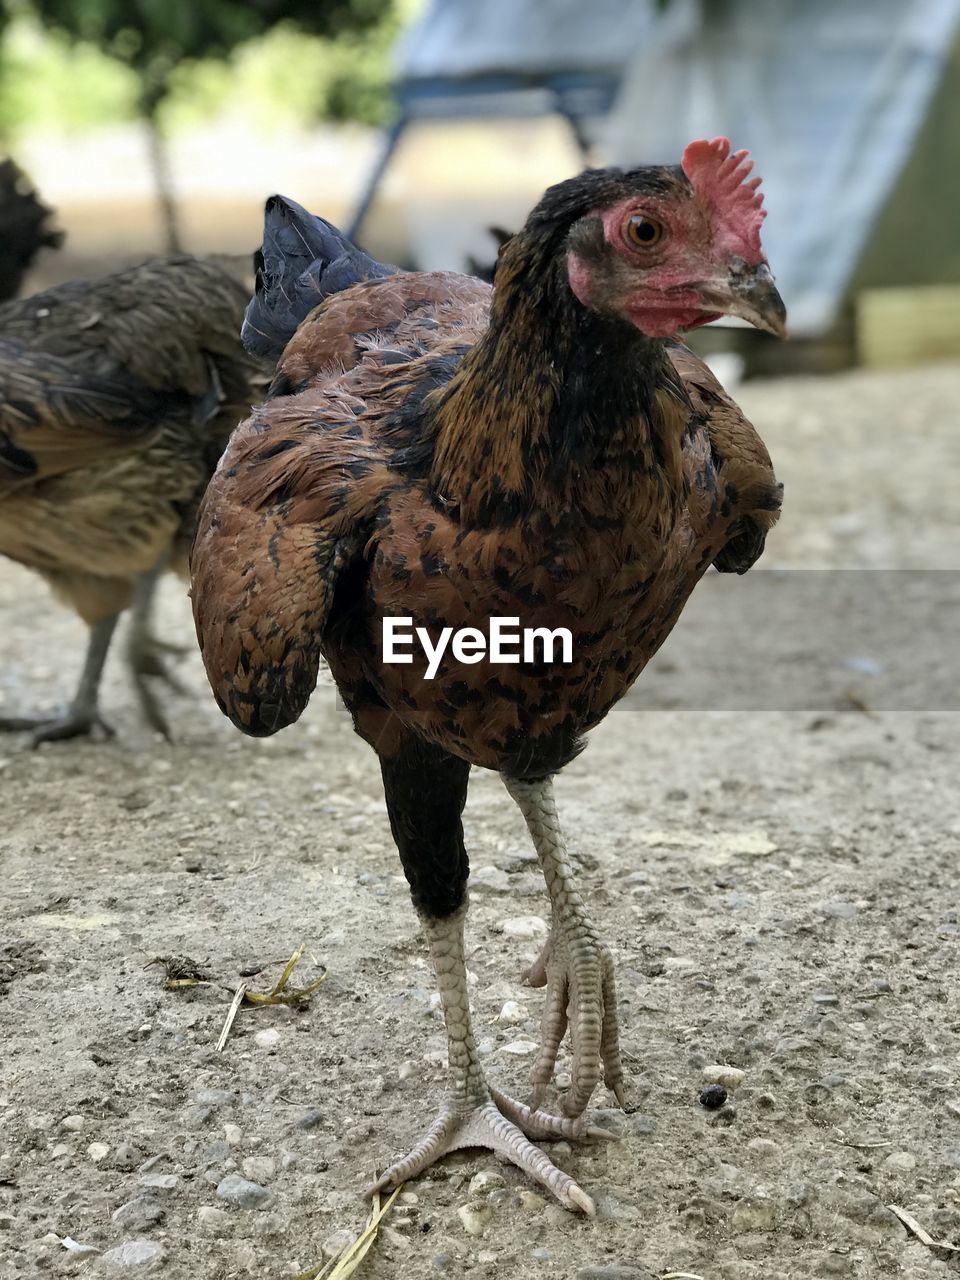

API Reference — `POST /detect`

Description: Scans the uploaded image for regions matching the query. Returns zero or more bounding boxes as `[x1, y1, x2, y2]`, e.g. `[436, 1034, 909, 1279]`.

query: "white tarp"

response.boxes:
[394, 0, 654, 79]
[394, 0, 959, 335]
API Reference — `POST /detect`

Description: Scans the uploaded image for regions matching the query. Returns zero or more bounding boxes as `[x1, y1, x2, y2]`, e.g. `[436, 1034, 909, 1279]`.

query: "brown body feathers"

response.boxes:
[192, 214, 781, 775]
[0, 256, 268, 626]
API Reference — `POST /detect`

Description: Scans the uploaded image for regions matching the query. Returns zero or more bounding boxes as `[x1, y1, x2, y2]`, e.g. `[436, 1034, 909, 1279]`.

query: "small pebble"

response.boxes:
[323, 1227, 357, 1258]
[500, 916, 548, 939]
[180, 1105, 214, 1130]
[242, 1156, 276, 1183]
[223, 1123, 243, 1145]
[61, 1237, 99, 1256]
[818, 901, 858, 920]
[111, 1195, 164, 1230]
[202, 1140, 231, 1164]
[882, 1150, 917, 1173]
[194, 1089, 235, 1107]
[470, 866, 512, 894]
[197, 1206, 232, 1234]
[498, 1000, 524, 1024]
[702, 1064, 746, 1092]
[469, 1171, 506, 1194]
[110, 1143, 143, 1171]
[297, 1108, 324, 1130]
[531, 1248, 552, 1261]
[732, 1196, 777, 1232]
[502, 1039, 538, 1056]
[747, 1138, 781, 1162]
[517, 1190, 546, 1212]
[398, 1060, 418, 1081]
[61, 1114, 85, 1132]
[699, 1084, 728, 1109]
[595, 1194, 642, 1224]
[457, 1202, 492, 1236]
[592, 1108, 627, 1136]
[255, 1028, 281, 1051]
[708, 1104, 737, 1125]
[87, 1142, 110, 1162]
[100, 1239, 166, 1268]
[216, 1174, 272, 1209]
[140, 1173, 178, 1191]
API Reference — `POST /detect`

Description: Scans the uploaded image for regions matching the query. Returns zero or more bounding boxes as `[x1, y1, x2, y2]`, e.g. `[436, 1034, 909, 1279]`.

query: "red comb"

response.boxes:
[681, 137, 766, 263]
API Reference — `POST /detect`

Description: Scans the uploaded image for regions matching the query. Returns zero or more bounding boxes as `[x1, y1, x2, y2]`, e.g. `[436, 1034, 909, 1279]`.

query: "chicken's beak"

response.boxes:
[698, 262, 788, 338]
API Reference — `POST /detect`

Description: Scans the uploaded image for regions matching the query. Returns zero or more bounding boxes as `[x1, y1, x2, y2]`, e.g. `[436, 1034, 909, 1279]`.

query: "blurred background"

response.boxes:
[1, 0, 960, 373]
[1, 0, 959, 375]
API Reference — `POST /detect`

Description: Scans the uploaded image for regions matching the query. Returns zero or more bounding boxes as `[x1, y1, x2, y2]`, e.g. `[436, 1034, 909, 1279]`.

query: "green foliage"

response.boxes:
[0, 18, 140, 139]
[28, 0, 396, 114]
[162, 10, 402, 131]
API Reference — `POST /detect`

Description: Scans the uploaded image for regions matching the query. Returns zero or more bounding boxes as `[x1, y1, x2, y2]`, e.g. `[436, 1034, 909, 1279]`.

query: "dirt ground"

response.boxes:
[2, 364, 959, 1279]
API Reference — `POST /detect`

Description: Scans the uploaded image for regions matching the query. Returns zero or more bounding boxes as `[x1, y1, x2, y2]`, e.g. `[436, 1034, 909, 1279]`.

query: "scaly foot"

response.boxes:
[524, 925, 625, 1118]
[0, 706, 115, 746]
[370, 1085, 613, 1213]
[127, 632, 189, 739]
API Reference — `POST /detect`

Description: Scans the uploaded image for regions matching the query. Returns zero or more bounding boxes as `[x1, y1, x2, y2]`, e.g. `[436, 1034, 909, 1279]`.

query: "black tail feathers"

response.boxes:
[241, 195, 395, 361]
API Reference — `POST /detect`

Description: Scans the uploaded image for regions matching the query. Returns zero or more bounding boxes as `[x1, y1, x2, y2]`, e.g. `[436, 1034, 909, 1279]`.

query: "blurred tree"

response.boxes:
[28, 0, 393, 250]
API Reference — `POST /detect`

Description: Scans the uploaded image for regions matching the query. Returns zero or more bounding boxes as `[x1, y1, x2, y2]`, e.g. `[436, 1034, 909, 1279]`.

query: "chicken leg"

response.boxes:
[371, 734, 612, 1211]
[0, 614, 118, 744]
[370, 906, 610, 1213]
[503, 775, 625, 1117]
[125, 563, 188, 740]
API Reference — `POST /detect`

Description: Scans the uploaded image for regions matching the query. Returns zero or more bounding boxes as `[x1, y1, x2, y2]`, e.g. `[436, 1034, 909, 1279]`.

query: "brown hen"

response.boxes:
[192, 140, 784, 1212]
[0, 256, 268, 742]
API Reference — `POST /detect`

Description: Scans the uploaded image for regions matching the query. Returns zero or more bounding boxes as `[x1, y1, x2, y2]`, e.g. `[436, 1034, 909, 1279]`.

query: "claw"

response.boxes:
[374, 1090, 599, 1213]
[568, 1185, 597, 1217]
[131, 675, 174, 741]
[0, 708, 115, 745]
[127, 629, 190, 739]
[585, 1124, 620, 1142]
[522, 939, 550, 988]
[501, 776, 627, 1121]
[528, 925, 623, 1119]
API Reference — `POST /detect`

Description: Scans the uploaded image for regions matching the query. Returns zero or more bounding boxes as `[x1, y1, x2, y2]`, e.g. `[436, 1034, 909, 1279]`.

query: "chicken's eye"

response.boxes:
[624, 215, 665, 250]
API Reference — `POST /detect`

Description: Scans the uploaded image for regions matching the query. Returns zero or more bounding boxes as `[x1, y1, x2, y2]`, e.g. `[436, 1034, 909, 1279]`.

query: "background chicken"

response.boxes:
[0, 157, 63, 303]
[0, 256, 268, 742]
[192, 138, 784, 1213]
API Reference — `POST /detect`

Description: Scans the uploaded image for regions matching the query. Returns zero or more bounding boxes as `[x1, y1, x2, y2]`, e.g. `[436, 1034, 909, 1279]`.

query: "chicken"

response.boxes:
[0, 256, 268, 742]
[191, 138, 785, 1213]
[0, 158, 63, 303]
